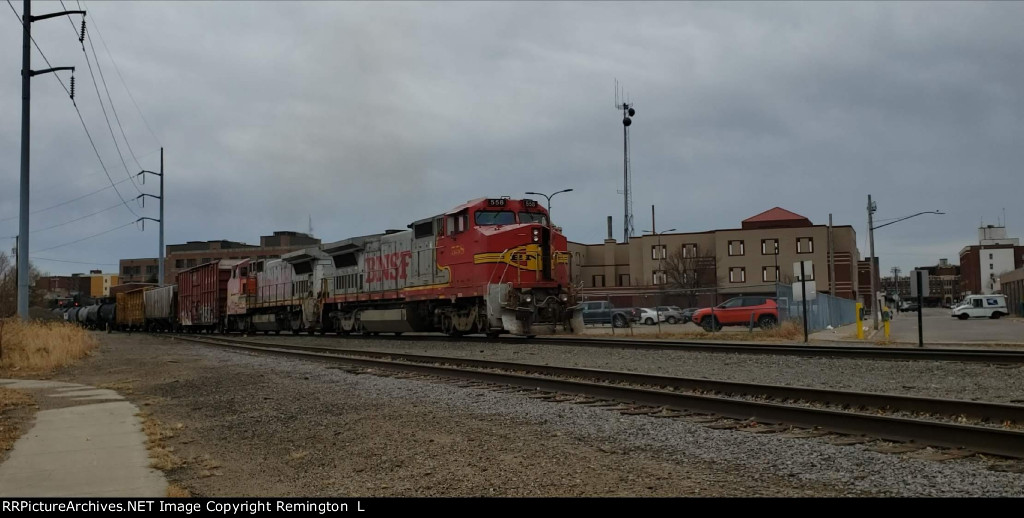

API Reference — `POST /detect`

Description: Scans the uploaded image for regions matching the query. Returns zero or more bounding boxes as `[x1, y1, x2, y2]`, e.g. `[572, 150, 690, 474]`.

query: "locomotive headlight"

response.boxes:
[532, 228, 540, 242]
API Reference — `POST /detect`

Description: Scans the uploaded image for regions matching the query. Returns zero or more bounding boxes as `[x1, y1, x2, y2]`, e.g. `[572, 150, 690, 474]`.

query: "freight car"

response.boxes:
[177, 260, 239, 333]
[116, 287, 151, 331]
[222, 197, 579, 336]
[144, 285, 177, 332]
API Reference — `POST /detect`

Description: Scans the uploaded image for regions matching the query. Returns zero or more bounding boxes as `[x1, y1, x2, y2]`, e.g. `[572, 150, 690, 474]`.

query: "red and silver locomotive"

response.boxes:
[221, 197, 579, 337]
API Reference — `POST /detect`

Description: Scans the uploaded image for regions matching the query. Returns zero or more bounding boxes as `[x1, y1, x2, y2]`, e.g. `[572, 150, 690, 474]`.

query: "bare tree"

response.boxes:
[662, 248, 718, 307]
[0, 251, 45, 318]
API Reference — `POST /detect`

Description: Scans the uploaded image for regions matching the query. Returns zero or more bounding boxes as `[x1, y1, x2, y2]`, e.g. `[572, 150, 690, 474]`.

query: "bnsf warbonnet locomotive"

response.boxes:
[214, 197, 580, 337]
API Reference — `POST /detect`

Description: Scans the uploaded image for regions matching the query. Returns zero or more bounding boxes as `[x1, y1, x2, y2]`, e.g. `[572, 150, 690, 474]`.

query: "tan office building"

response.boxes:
[568, 208, 860, 307]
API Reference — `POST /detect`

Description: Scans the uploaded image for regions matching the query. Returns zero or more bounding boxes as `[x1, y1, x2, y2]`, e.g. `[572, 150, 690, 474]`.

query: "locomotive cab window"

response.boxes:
[447, 210, 469, 235]
[475, 211, 516, 226]
[518, 212, 547, 225]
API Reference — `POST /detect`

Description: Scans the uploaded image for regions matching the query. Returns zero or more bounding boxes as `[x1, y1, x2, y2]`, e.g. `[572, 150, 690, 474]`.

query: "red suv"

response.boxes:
[691, 296, 778, 331]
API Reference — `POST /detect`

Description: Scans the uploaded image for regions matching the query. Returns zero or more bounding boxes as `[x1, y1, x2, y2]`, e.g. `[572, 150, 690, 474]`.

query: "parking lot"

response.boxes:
[887, 307, 1024, 345]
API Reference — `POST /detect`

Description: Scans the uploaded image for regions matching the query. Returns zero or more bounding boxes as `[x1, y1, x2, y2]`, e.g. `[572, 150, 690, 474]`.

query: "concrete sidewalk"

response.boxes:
[0, 379, 167, 497]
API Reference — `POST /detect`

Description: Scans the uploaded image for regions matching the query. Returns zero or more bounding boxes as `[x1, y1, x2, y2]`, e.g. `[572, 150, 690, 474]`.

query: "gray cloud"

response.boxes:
[2, 1, 1022, 278]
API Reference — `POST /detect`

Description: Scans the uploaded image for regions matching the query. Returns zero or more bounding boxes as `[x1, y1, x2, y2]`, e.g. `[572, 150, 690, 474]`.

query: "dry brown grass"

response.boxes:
[650, 319, 805, 342]
[166, 484, 192, 498]
[0, 387, 36, 454]
[137, 411, 185, 471]
[0, 319, 99, 374]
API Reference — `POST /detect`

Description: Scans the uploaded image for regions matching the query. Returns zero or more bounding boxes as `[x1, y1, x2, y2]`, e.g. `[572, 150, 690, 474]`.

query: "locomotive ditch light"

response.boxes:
[523, 294, 533, 303]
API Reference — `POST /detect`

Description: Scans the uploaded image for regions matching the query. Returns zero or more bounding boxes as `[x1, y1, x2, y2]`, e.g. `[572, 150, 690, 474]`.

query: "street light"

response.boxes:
[867, 194, 944, 331]
[643, 228, 676, 334]
[524, 189, 573, 227]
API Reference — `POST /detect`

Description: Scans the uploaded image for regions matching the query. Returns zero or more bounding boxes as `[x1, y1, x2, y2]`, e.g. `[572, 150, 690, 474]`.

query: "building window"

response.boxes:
[762, 266, 779, 282]
[175, 259, 184, 268]
[682, 243, 698, 258]
[990, 264, 994, 270]
[729, 267, 746, 283]
[728, 240, 745, 256]
[187, 259, 197, 268]
[761, 239, 779, 255]
[618, 274, 630, 287]
[989, 253, 993, 260]
[651, 245, 666, 260]
[592, 275, 605, 288]
[652, 271, 667, 285]
[797, 237, 814, 254]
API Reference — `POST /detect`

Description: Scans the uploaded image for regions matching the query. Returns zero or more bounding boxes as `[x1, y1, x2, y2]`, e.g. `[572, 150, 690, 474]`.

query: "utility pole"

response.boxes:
[137, 148, 164, 286]
[18, 0, 86, 320]
[868, 195, 878, 331]
[615, 81, 635, 243]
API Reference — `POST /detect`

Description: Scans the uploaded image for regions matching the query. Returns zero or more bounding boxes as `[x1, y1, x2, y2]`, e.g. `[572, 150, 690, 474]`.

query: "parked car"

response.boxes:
[691, 296, 778, 332]
[678, 307, 699, 324]
[653, 306, 684, 324]
[901, 302, 920, 312]
[638, 308, 666, 325]
[580, 301, 640, 327]
[952, 295, 1008, 320]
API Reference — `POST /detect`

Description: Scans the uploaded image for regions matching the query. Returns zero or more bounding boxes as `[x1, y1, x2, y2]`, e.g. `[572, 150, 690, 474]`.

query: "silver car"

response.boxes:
[654, 306, 684, 324]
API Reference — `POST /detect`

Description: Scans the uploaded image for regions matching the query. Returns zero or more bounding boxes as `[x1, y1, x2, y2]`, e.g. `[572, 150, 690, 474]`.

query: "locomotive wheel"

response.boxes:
[486, 331, 501, 339]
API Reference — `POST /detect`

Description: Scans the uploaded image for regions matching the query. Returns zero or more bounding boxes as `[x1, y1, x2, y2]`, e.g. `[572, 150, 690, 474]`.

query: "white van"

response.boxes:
[951, 295, 1008, 320]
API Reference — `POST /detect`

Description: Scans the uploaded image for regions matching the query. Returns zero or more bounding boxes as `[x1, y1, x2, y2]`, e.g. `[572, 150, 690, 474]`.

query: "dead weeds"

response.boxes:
[0, 319, 99, 375]
[0, 387, 36, 455]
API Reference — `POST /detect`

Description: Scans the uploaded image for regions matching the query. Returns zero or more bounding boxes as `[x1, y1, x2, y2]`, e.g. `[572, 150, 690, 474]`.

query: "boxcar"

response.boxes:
[116, 287, 151, 330]
[177, 260, 239, 332]
[144, 285, 178, 331]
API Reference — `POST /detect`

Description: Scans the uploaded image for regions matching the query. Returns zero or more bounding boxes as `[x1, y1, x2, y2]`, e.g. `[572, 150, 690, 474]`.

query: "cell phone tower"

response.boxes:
[615, 80, 635, 243]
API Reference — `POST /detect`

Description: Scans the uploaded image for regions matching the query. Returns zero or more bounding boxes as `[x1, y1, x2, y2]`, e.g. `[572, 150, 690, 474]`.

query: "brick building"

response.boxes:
[569, 208, 861, 308]
[959, 225, 1024, 295]
[119, 258, 160, 284]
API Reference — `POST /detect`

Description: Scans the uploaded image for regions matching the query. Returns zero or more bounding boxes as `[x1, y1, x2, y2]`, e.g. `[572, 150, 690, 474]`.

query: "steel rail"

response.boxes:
[306, 333, 1024, 363]
[172, 335, 1024, 458]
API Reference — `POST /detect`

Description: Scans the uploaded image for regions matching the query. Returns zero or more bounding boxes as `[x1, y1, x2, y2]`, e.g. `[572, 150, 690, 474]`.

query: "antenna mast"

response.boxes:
[615, 80, 636, 243]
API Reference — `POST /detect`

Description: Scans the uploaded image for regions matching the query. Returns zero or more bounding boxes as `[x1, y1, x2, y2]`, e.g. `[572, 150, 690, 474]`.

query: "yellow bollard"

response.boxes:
[883, 306, 890, 340]
[855, 302, 864, 340]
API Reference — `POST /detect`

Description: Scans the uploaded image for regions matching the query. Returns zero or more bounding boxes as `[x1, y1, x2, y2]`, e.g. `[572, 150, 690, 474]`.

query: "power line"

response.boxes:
[34, 221, 135, 253]
[7, 0, 72, 97]
[85, 14, 145, 173]
[4, 1, 139, 223]
[70, 79, 141, 219]
[30, 256, 118, 266]
[0, 177, 132, 223]
[82, 1, 162, 148]
[80, 27, 143, 195]
[30, 201, 123, 234]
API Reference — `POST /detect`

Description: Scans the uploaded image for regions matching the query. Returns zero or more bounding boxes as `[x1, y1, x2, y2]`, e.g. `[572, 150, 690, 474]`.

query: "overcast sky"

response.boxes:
[2, 1, 1022, 279]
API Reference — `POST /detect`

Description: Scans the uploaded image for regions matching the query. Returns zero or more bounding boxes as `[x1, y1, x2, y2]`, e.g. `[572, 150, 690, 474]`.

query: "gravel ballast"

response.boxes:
[54, 333, 1024, 496]
[243, 335, 1024, 404]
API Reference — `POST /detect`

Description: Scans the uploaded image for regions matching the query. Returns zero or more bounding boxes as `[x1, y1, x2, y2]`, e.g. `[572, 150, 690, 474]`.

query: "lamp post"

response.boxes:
[524, 189, 573, 228]
[867, 195, 944, 331]
[643, 228, 676, 334]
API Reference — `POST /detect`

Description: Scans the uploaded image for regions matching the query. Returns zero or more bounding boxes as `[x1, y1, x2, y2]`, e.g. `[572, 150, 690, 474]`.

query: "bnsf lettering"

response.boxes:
[366, 251, 412, 284]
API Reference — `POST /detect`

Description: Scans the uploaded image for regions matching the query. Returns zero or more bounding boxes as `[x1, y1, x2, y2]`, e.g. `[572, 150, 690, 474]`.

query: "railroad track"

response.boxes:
[231, 331, 1024, 363]
[170, 334, 1024, 459]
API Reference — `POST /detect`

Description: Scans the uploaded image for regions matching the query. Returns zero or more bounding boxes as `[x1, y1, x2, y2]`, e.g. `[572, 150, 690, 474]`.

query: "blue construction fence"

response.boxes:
[776, 284, 858, 332]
